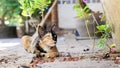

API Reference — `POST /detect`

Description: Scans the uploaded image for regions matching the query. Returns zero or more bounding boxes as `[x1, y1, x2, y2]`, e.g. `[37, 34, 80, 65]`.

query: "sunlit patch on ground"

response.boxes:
[0, 42, 20, 50]
[0, 38, 21, 50]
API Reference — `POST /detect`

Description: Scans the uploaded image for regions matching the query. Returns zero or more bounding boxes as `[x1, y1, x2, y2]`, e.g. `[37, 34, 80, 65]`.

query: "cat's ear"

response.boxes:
[50, 24, 57, 42]
[38, 26, 45, 38]
[50, 24, 56, 31]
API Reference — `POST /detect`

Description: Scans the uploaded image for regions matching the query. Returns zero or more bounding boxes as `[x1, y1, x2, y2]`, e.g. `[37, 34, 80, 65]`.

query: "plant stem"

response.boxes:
[85, 20, 92, 40]
[91, 13, 99, 26]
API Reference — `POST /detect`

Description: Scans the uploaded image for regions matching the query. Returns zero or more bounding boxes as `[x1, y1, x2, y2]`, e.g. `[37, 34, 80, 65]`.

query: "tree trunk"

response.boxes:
[0, 9, 8, 26]
[51, 1, 59, 30]
[0, 17, 5, 26]
[101, 0, 120, 52]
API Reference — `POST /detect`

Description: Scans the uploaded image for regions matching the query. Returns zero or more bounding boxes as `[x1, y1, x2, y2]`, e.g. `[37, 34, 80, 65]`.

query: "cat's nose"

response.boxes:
[49, 39, 55, 43]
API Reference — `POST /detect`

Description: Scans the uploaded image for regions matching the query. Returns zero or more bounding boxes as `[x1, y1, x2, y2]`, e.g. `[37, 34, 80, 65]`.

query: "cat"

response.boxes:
[22, 24, 59, 58]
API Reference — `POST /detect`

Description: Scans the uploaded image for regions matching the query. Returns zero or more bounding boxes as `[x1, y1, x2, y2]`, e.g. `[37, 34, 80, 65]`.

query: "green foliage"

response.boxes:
[96, 22, 112, 48]
[73, 1, 113, 49]
[73, 3, 92, 24]
[73, 4, 91, 18]
[100, 13, 106, 22]
[97, 38, 107, 48]
[19, 0, 51, 18]
[96, 22, 112, 38]
[0, 0, 21, 20]
[96, 25, 106, 33]
[9, 16, 23, 26]
[19, 0, 35, 17]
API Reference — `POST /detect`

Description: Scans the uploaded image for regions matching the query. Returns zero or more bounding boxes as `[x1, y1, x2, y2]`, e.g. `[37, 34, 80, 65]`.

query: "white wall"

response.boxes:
[58, 0, 104, 29]
[58, 4, 77, 29]
[87, 3, 104, 13]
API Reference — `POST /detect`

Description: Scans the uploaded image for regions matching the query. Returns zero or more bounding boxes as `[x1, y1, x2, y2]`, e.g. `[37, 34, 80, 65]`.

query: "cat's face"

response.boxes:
[40, 32, 55, 47]
[38, 25, 57, 47]
[38, 24, 57, 42]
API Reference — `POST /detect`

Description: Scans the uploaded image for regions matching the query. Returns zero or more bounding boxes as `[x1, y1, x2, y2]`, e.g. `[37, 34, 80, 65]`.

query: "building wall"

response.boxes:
[101, 0, 120, 51]
[58, 0, 103, 29]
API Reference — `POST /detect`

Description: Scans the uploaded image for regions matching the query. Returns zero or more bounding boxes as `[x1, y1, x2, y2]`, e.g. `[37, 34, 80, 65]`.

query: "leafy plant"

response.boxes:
[74, 0, 113, 52]
[73, 3, 91, 20]
[95, 12, 112, 48]
[73, 0, 93, 40]
[96, 22, 112, 48]
[19, 0, 51, 19]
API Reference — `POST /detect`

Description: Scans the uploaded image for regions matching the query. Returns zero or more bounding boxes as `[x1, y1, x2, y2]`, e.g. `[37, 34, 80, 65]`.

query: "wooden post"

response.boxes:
[101, 0, 120, 52]
[51, 1, 59, 30]
[39, 0, 57, 27]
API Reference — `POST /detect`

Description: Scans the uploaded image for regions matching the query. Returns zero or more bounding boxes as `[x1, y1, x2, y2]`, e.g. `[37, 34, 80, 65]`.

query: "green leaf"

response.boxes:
[96, 25, 106, 31]
[73, 4, 80, 10]
[83, 6, 89, 12]
[97, 38, 106, 48]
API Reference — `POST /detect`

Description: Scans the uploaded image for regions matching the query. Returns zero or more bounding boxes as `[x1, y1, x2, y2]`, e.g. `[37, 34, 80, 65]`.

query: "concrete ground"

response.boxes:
[0, 33, 120, 68]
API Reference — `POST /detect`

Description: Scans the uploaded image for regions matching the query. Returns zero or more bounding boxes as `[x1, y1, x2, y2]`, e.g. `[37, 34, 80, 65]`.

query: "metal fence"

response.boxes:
[58, 0, 100, 4]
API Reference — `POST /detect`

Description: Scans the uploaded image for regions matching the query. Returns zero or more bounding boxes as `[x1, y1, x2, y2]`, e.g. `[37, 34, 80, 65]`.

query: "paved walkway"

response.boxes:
[0, 34, 119, 68]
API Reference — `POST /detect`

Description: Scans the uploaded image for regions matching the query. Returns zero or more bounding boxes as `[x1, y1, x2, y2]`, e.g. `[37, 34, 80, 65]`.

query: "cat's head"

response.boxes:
[38, 24, 57, 42]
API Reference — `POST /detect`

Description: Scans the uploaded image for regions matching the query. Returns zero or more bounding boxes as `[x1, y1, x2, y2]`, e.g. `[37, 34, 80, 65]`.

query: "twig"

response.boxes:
[91, 13, 99, 26]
